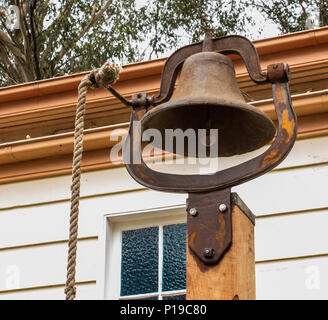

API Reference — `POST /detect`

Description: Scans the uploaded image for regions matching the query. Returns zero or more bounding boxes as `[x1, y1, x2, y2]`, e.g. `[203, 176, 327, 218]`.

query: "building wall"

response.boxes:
[0, 134, 327, 299]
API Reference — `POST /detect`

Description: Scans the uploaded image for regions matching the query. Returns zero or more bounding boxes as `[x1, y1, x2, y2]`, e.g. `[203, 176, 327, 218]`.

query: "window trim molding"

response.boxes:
[97, 204, 186, 300]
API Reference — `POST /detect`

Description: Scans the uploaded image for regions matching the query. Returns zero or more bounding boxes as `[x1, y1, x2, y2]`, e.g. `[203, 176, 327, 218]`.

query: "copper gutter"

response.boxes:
[1, 26, 328, 103]
[0, 88, 327, 165]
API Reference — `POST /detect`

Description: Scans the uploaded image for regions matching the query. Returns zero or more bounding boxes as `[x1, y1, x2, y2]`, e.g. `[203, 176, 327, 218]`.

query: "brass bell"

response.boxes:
[142, 51, 276, 157]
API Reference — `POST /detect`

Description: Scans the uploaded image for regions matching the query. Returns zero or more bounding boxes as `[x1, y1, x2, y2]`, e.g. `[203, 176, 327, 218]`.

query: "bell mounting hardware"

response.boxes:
[111, 35, 297, 264]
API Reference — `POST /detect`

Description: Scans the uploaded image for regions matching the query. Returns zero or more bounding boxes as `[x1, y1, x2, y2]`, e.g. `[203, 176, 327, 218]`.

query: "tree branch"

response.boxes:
[149, 3, 160, 59]
[46, 0, 76, 31]
[0, 43, 22, 83]
[0, 30, 26, 62]
[30, 0, 41, 79]
[257, 1, 291, 33]
[0, 64, 19, 85]
[191, 0, 212, 34]
[40, 1, 76, 66]
[38, 0, 51, 33]
[0, 12, 16, 44]
[55, 0, 112, 65]
[55, 53, 83, 72]
[77, 0, 112, 41]
[17, 2, 32, 58]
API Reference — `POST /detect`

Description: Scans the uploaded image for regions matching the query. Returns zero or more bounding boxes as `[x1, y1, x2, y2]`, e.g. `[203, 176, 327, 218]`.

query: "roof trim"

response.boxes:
[1, 26, 328, 102]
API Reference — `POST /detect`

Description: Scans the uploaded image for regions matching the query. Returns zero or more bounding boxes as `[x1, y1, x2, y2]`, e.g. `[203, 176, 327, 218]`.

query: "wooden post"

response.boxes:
[186, 193, 255, 300]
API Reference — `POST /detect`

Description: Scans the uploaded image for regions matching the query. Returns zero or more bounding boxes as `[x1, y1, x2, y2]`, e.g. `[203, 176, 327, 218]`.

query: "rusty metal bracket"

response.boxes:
[187, 188, 232, 264]
[186, 188, 255, 264]
[187, 191, 256, 264]
[122, 34, 297, 266]
[123, 35, 297, 195]
[123, 77, 297, 193]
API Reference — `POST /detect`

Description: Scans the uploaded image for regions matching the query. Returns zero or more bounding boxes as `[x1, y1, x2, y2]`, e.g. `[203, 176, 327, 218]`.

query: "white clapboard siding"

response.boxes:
[0, 135, 327, 299]
[0, 239, 98, 291]
[0, 282, 97, 300]
[0, 189, 186, 249]
[0, 167, 142, 210]
[235, 163, 328, 215]
[0, 163, 327, 217]
[0, 136, 327, 210]
[255, 210, 328, 261]
[2, 162, 326, 216]
[92, 188, 185, 217]
[256, 256, 328, 300]
[276, 136, 328, 169]
[0, 201, 99, 249]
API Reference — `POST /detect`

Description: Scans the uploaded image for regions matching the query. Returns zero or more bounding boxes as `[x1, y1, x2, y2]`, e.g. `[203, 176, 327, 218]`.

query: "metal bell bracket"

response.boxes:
[122, 35, 297, 264]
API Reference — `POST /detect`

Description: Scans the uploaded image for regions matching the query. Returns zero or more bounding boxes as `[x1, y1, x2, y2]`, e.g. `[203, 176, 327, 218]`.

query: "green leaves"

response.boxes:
[0, 0, 327, 87]
[247, 0, 327, 33]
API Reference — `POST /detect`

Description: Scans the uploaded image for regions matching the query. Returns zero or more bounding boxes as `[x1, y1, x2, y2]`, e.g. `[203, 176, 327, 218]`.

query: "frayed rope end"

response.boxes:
[88, 62, 122, 88]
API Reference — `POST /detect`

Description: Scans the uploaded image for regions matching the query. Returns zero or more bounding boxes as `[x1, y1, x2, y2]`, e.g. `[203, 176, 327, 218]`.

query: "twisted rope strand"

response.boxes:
[65, 63, 121, 300]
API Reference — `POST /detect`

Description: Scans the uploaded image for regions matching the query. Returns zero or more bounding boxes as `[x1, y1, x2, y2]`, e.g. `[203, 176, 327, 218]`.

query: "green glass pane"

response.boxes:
[121, 227, 158, 296]
[162, 223, 187, 292]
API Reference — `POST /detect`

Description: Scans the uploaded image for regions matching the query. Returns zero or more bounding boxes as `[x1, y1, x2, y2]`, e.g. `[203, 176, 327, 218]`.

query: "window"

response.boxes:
[105, 208, 186, 300]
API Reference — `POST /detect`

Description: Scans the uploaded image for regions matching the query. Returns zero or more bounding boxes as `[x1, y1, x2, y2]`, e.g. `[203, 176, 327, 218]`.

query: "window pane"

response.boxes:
[121, 227, 158, 296]
[162, 223, 187, 292]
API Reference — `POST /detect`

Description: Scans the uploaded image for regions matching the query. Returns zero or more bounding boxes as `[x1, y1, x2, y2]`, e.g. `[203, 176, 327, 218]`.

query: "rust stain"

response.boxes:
[135, 164, 155, 183]
[281, 109, 295, 143]
[276, 83, 295, 144]
[136, 109, 144, 118]
[216, 213, 226, 250]
[261, 148, 280, 167]
[260, 107, 295, 168]
[189, 232, 197, 247]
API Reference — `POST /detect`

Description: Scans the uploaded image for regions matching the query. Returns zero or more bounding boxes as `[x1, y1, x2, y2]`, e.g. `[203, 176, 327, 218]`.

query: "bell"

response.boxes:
[142, 51, 276, 157]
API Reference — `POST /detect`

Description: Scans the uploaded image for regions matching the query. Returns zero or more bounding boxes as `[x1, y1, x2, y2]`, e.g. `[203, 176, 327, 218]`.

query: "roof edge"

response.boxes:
[1, 27, 328, 102]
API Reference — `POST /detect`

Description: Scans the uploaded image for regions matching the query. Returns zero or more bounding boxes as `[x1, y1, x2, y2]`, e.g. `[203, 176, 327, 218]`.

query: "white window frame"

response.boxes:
[99, 205, 187, 300]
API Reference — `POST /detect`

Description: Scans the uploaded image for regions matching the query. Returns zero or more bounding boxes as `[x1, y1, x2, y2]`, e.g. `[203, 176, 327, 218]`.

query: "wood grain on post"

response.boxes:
[186, 194, 255, 300]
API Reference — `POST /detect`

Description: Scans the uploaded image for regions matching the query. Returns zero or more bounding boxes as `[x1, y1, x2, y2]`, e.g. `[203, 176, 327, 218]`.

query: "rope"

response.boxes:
[65, 62, 121, 300]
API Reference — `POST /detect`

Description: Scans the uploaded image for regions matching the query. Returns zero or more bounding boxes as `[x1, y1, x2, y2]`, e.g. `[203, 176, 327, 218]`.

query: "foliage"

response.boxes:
[0, 0, 327, 87]
[246, 0, 328, 33]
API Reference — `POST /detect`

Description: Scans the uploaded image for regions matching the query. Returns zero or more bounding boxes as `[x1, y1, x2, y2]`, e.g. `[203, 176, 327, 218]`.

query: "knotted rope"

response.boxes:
[65, 62, 121, 300]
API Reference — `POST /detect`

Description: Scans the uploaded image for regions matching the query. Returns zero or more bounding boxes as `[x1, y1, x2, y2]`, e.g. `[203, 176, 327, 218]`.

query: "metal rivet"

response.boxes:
[219, 203, 227, 212]
[204, 248, 214, 258]
[189, 208, 198, 216]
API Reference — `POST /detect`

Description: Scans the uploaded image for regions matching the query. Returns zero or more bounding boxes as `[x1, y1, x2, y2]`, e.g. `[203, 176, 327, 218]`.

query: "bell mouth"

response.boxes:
[141, 97, 276, 157]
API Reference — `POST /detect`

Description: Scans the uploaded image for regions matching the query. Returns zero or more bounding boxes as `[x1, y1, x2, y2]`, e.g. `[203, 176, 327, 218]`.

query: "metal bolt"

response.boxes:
[204, 248, 214, 258]
[219, 203, 227, 212]
[189, 208, 198, 216]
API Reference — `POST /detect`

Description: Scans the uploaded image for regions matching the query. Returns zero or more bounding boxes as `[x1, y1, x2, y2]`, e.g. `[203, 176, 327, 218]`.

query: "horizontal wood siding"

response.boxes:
[0, 135, 327, 299]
